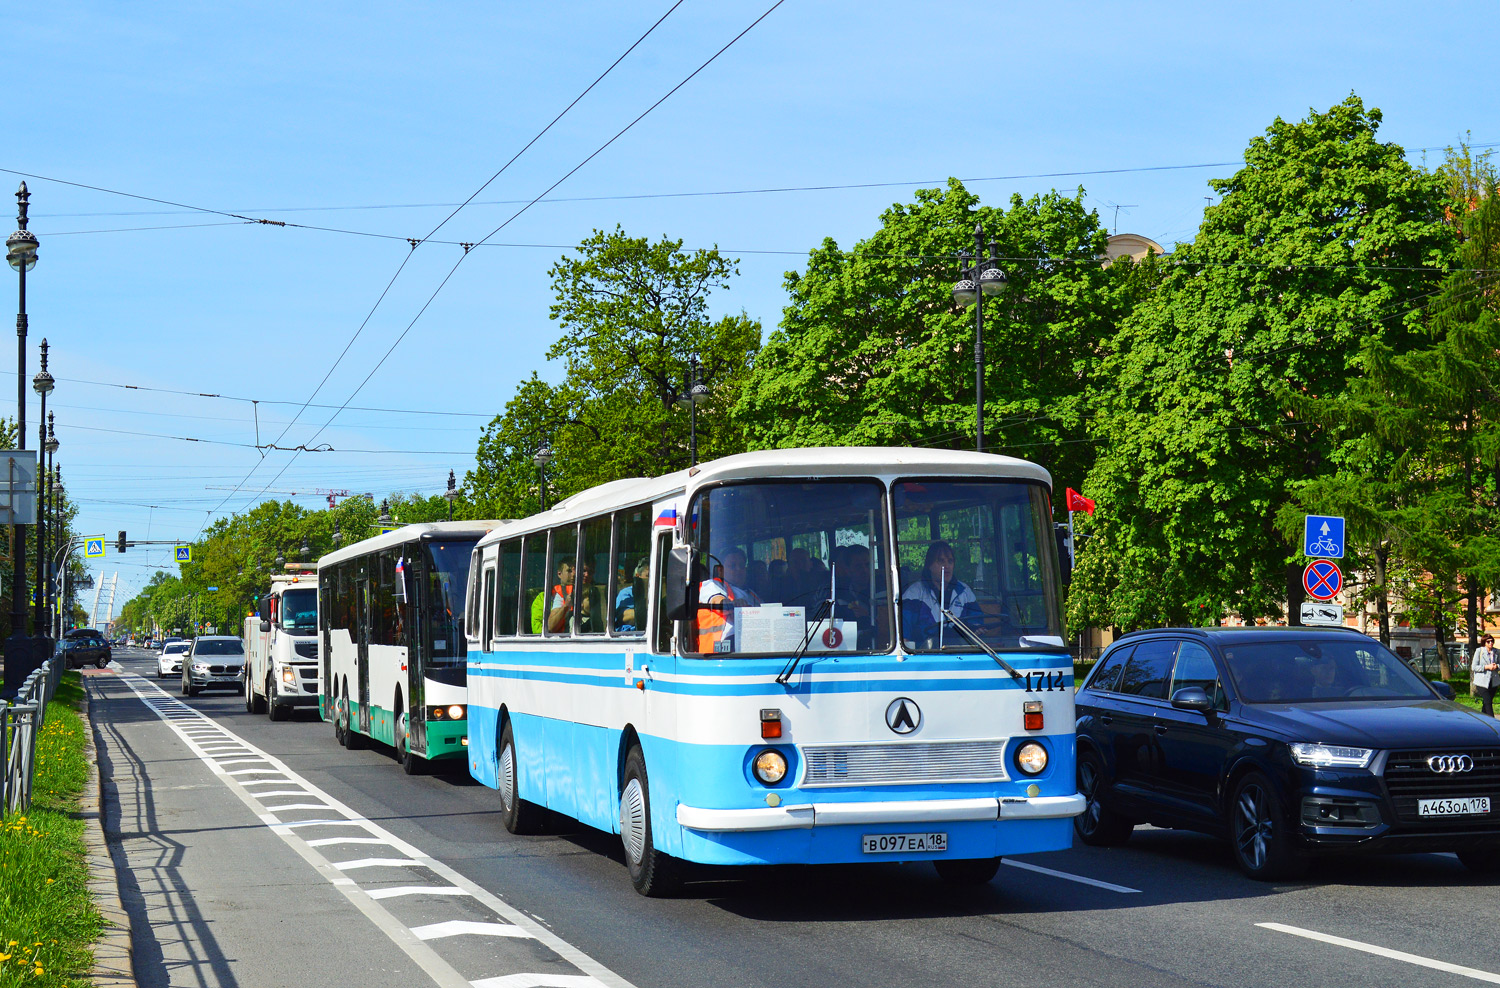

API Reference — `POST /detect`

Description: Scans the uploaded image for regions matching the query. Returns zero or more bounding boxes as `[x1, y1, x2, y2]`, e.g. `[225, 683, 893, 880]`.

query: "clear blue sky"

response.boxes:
[10, 0, 1498, 606]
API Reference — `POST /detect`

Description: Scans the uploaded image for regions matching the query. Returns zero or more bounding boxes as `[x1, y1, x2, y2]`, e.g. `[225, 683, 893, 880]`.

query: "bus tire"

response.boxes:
[934, 857, 1001, 885]
[340, 685, 365, 750]
[268, 677, 287, 721]
[498, 721, 543, 835]
[397, 701, 424, 775]
[620, 746, 682, 897]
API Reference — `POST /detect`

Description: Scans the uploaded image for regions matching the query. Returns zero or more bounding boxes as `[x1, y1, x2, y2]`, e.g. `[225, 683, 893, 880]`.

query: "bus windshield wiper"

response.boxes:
[777, 596, 832, 685]
[939, 607, 1023, 680]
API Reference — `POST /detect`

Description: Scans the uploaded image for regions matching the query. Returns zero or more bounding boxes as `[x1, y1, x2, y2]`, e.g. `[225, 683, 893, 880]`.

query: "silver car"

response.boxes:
[181, 636, 246, 696]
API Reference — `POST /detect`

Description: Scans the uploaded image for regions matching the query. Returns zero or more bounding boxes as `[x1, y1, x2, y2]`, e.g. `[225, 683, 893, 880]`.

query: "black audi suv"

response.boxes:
[1074, 626, 1500, 879]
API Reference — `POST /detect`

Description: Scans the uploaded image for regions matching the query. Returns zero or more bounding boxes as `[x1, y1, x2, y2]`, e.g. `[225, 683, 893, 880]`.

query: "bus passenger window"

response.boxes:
[577, 516, 610, 636]
[519, 533, 547, 635]
[496, 540, 521, 637]
[611, 507, 653, 637]
[538, 527, 577, 637]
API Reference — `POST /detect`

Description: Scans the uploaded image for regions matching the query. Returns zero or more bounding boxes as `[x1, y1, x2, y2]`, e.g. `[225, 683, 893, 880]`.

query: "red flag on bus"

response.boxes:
[1065, 488, 1096, 514]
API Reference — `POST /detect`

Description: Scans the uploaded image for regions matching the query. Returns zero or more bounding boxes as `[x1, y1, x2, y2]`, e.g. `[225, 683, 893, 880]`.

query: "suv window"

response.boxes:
[192, 640, 244, 656]
[1171, 641, 1225, 708]
[1085, 645, 1133, 693]
[1117, 639, 1179, 700]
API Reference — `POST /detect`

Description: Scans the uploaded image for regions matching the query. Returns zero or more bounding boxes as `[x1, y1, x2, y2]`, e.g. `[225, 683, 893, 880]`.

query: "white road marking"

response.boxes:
[305, 837, 391, 848]
[471, 977, 607, 988]
[1001, 859, 1142, 894]
[333, 857, 422, 871]
[254, 790, 312, 798]
[1257, 923, 1500, 983]
[367, 886, 470, 900]
[117, 675, 634, 988]
[412, 921, 530, 941]
[226, 768, 284, 776]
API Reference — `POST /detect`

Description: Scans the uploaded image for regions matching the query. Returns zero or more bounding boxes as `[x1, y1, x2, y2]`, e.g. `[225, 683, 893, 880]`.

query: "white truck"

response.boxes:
[244, 567, 320, 721]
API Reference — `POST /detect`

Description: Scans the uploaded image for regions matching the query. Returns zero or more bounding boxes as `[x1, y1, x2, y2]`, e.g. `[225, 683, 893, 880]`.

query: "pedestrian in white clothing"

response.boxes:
[1472, 634, 1498, 717]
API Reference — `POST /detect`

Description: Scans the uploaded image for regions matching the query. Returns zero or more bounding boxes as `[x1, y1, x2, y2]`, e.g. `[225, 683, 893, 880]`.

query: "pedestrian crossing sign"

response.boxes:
[175, 545, 192, 562]
[85, 536, 105, 558]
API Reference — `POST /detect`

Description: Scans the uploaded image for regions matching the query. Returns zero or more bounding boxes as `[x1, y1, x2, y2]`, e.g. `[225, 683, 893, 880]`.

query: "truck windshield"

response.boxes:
[280, 588, 318, 633]
[423, 541, 473, 669]
[892, 479, 1063, 652]
[687, 481, 892, 656]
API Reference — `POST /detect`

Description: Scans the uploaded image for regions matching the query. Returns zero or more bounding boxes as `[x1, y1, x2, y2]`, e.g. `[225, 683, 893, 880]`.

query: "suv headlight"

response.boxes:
[192, 662, 210, 673]
[1289, 742, 1374, 769]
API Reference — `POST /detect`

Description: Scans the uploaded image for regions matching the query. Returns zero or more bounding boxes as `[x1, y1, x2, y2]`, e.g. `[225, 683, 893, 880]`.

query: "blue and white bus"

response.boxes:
[464, 448, 1082, 894]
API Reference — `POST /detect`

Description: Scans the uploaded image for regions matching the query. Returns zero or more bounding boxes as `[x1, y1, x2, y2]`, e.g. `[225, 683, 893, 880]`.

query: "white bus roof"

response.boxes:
[318, 520, 506, 571]
[475, 446, 1051, 549]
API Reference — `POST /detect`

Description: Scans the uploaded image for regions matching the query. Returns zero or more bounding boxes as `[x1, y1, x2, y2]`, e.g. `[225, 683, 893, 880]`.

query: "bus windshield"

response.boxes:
[688, 481, 892, 656]
[280, 588, 318, 633]
[424, 541, 473, 668]
[892, 479, 1063, 651]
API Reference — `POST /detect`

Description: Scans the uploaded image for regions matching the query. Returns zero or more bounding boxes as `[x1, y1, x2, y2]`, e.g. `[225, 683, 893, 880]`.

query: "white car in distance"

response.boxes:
[157, 640, 191, 680]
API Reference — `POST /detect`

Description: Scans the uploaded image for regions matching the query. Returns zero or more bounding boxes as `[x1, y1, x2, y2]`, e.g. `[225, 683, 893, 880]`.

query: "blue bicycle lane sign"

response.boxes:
[1303, 515, 1345, 559]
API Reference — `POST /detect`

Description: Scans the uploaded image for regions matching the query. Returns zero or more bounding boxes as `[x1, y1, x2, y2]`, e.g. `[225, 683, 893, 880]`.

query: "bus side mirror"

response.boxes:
[661, 546, 699, 622]
[1054, 523, 1073, 586]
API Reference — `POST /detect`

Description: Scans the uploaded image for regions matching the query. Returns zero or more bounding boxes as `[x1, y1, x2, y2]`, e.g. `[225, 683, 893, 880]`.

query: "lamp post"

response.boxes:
[533, 445, 553, 511]
[4, 181, 38, 692]
[332, 524, 342, 548]
[378, 499, 392, 528]
[299, 538, 310, 561]
[951, 221, 1007, 453]
[42, 418, 56, 636]
[444, 469, 459, 521]
[32, 340, 52, 637]
[675, 355, 709, 467]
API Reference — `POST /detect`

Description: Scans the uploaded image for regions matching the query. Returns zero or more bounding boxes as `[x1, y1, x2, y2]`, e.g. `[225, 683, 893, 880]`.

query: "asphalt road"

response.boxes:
[91, 647, 1500, 988]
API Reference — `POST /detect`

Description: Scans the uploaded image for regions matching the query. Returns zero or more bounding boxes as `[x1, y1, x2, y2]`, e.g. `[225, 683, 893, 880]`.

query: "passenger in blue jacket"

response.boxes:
[901, 541, 988, 648]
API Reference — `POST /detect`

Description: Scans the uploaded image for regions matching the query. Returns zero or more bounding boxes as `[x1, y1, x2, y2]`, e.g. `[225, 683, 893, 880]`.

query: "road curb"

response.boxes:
[80, 679, 138, 988]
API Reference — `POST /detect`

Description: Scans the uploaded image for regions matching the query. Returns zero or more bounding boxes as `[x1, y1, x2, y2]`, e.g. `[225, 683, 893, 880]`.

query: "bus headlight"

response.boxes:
[1015, 741, 1048, 775]
[753, 749, 788, 785]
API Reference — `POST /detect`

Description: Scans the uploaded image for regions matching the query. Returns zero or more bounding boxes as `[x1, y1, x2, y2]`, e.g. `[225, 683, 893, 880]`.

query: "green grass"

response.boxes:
[0, 673, 104, 987]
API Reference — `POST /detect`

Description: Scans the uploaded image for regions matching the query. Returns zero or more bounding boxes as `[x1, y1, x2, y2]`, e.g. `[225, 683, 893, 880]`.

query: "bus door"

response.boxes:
[357, 561, 372, 736]
[405, 545, 426, 756]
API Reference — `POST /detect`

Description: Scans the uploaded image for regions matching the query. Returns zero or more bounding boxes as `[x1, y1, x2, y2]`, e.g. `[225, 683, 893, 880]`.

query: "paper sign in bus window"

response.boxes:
[737, 606, 806, 653]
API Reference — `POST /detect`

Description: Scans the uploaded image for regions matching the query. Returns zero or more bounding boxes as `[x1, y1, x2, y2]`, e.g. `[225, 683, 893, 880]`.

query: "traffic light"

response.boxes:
[117, 531, 127, 553]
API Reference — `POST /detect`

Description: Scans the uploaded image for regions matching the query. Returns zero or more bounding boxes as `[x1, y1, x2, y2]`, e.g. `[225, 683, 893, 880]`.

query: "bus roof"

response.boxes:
[318, 520, 504, 571]
[475, 446, 1052, 549]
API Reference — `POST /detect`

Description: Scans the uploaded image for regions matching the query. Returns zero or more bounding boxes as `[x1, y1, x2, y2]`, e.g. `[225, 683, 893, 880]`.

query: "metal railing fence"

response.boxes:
[1, 657, 63, 816]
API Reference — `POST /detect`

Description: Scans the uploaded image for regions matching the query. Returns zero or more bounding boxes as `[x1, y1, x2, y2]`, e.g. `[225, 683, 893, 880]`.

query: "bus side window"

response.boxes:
[611, 507, 652, 638]
[519, 532, 548, 635]
[465, 548, 482, 640]
[496, 539, 521, 637]
[653, 532, 673, 655]
[482, 566, 496, 653]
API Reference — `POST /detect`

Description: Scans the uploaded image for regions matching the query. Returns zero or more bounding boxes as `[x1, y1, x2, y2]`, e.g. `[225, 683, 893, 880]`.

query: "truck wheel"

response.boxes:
[268, 677, 286, 721]
[621, 746, 682, 897]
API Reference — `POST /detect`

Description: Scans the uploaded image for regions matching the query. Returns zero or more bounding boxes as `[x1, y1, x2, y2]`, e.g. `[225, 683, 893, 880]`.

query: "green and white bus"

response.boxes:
[318, 521, 498, 772]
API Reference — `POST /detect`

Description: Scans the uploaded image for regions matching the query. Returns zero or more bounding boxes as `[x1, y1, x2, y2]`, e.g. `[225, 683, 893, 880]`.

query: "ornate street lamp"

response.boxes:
[378, 499, 392, 526]
[4, 181, 39, 693]
[951, 221, 1007, 453]
[533, 445, 553, 511]
[32, 340, 53, 636]
[42, 416, 57, 635]
[299, 538, 310, 561]
[444, 469, 459, 521]
[674, 355, 709, 467]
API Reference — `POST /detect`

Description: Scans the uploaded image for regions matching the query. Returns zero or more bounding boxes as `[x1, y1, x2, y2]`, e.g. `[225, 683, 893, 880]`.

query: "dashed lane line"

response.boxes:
[1002, 858, 1142, 894]
[1257, 923, 1500, 983]
[115, 673, 634, 988]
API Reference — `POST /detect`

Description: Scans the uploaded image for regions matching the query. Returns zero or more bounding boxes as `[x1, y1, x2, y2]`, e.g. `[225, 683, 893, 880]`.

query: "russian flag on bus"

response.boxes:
[653, 507, 678, 528]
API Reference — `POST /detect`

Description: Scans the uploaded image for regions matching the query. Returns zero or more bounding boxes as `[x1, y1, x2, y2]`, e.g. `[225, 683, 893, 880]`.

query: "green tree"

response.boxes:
[1071, 95, 1457, 631]
[733, 180, 1148, 489]
[467, 228, 761, 515]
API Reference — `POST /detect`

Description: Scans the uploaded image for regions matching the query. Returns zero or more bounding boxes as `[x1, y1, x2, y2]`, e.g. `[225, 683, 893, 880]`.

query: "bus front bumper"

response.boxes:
[676, 793, 1086, 833]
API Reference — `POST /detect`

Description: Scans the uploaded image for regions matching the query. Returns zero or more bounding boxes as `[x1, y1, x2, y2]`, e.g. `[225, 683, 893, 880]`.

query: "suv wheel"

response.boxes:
[1229, 771, 1307, 880]
[1075, 749, 1134, 846]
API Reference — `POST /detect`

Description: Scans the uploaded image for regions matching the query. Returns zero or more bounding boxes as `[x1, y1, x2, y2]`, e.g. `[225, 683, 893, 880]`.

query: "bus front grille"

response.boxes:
[799, 740, 1009, 788]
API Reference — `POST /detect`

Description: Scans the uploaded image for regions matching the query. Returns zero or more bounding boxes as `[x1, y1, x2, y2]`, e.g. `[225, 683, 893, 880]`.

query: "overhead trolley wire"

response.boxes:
[236, 0, 788, 518]
[204, 1, 693, 525]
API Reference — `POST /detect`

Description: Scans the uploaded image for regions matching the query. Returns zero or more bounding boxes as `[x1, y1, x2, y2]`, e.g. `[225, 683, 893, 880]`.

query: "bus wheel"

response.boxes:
[620, 746, 682, 897]
[397, 705, 424, 775]
[498, 721, 543, 834]
[340, 686, 364, 750]
[268, 676, 286, 721]
[934, 857, 1001, 885]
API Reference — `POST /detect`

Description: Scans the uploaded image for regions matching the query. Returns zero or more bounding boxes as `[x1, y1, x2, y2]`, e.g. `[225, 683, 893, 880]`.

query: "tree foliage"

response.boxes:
[1070, 95, 1457, 631]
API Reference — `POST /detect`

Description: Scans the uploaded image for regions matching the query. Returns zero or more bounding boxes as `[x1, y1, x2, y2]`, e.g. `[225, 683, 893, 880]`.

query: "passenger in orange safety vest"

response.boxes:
[697, 548, 762, 652]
